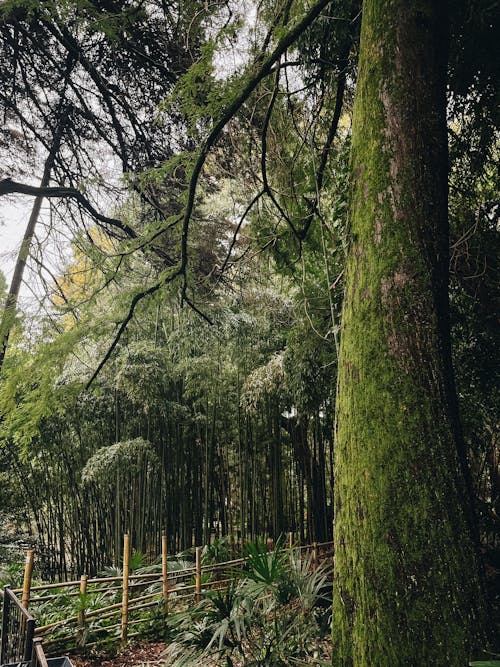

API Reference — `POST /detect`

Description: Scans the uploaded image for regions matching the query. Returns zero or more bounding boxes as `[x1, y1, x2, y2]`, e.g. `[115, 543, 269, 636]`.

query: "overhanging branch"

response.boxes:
[84, 278, 169, 390]
[0, 178, 138, 240]
[179, 0, 335, 299]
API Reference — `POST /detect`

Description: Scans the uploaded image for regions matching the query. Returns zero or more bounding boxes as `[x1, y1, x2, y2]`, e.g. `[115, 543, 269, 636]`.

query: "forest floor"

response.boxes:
[70, 642, 251, 666]
[69, 638, 334, 666]
[71, 642, 167, 667]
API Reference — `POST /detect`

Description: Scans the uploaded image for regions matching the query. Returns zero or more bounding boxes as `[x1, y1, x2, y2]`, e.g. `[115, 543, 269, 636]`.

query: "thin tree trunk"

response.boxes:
[332, 1, 488, 664]
[0, 115, 66, 373]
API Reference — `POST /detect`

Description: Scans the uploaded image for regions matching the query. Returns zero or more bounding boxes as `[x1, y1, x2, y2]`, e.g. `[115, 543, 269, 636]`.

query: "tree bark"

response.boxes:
[332, 1, 488, 664]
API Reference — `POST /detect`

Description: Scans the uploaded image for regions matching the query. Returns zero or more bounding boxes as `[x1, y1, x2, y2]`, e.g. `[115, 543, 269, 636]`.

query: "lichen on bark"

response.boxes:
[331, 1, 488, 665]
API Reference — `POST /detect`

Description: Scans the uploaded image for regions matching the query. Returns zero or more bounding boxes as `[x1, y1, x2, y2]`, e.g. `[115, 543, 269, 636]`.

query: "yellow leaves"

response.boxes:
[53, 227, 113, 314]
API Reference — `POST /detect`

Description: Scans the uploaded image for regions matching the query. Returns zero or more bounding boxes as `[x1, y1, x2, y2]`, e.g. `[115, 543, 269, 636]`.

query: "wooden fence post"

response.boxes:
[195, 546, 202, 603]
[77, 574, 88, 645]
[289, 532, 293, 549]
[121, 533, 130, 646]
[32, 637, 49, 667]
[24, 617, 35, 662]
[21, 550, 34, 610]
[19, 550, 34, 641]
[162, 532, 168, 612]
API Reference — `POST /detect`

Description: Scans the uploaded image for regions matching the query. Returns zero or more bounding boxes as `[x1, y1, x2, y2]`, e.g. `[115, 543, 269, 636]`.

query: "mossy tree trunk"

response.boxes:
[332, 1, 488, 664]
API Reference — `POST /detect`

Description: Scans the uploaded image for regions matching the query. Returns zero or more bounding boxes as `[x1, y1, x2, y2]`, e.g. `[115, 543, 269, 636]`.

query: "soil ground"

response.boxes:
[71, 642, 167, 667]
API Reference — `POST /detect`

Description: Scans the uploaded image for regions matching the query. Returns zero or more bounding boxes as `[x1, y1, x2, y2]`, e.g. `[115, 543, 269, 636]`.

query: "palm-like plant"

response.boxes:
[240, 536, 294, 606]
[163, 539, 333, 666]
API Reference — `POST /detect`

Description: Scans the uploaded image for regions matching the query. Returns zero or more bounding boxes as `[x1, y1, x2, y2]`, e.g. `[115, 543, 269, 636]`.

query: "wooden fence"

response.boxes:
[2, 534, 334, 656]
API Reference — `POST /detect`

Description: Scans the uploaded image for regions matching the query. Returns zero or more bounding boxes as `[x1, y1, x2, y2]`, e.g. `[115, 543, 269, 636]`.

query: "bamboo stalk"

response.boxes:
[30, 592, 81, 602]
[162, 532, 168, 612]
[73, 638, 118, 650]
[121, 533, 130, 646]
[125, 614, 156, 626]
[168, 583, 197, 593]
[202, 558, 245, 573]
[87, 596, 162, 629]
[195, 546, 202, 603]
[106, 601, 163, 632]
[12, 544, 332, 596]
[12, 566, 202, 594]
[203, 578, 233, 588]
[78, 575, 88, 624]
[168, 592, 196, 601]
[15, 542, 329, 591]
[29, 539, 334, 647]
[19, 549, 34, 639]
[35, 589, 161, 634]
[13, 580, 83, 593]
[30, 578, 159, 601]
[127, 631, 150, 640]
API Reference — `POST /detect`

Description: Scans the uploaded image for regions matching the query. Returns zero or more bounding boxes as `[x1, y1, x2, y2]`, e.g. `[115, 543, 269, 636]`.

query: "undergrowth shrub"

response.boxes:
[163, 539, 332, 666]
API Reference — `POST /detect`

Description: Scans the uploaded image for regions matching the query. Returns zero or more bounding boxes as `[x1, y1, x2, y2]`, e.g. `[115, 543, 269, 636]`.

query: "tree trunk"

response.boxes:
[332, 1, 488, 664]
[0, 113, 67, 374]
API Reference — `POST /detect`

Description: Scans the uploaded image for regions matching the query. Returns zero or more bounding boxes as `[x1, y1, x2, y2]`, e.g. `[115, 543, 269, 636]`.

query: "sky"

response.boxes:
[0, 199, 28, 282]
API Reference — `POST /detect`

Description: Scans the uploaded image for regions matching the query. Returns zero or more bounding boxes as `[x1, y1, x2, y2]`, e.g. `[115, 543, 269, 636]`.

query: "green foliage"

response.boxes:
[243, 535, 287, 588]
[22, 553, 197, 654]
[202, 537, 233, 565]
[164, 541, 332, 666]
[82, 439, 159, 486]
[0, 559, 24, 589]
[240, 354, 286, 413]
[0, 269, 6, 305]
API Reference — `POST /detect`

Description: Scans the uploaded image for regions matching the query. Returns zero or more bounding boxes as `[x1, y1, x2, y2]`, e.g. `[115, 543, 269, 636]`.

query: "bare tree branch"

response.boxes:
[299, 48, 350, 239]
[0, 178, 138, 240]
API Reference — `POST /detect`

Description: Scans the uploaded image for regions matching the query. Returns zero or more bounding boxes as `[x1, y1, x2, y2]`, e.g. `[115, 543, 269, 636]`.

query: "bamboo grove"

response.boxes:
[1, 255, 341, 578]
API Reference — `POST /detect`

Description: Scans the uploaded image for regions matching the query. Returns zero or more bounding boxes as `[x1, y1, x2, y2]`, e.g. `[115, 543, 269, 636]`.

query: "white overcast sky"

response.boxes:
[0, 199, 28, 282]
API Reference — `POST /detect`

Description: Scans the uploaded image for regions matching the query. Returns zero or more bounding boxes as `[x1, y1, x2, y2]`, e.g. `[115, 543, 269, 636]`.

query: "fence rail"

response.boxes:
[1, 585, 36, 664]
[2, 534, 334, 656]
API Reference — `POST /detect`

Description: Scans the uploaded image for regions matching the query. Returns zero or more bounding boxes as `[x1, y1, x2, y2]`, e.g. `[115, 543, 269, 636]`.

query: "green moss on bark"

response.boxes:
[332, 1, 488, 665]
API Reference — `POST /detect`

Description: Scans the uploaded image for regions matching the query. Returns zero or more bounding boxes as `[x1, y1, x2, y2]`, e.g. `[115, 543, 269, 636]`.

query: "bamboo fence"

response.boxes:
[4, 533, 334, 654]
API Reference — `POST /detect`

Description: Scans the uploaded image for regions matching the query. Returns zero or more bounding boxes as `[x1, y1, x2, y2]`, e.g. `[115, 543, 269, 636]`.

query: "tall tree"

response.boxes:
[332, 1, 488, 664]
